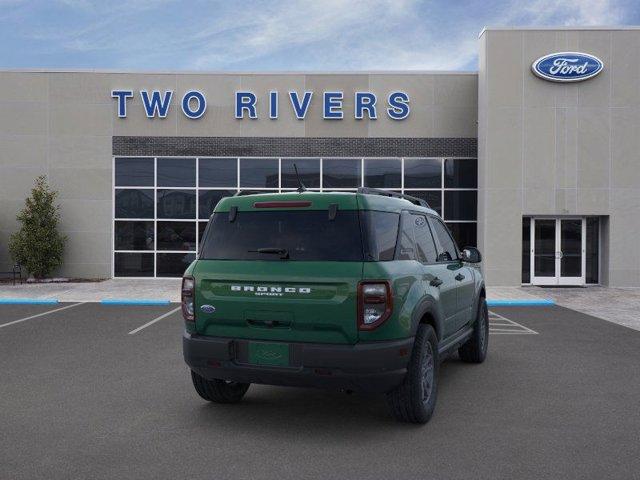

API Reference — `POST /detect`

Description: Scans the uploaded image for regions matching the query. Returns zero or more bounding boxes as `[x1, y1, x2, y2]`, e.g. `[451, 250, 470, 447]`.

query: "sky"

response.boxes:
[0, 0, 638, 71]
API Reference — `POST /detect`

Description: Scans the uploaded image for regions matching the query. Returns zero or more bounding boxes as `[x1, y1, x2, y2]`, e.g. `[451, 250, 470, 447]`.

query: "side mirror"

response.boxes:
[461, 246, 482, 263]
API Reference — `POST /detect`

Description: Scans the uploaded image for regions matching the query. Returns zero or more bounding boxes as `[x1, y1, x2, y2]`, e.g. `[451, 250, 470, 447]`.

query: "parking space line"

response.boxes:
[488, 311, 539, 335]
[0, 302, 83, 329]
[128, 306, 181, 335]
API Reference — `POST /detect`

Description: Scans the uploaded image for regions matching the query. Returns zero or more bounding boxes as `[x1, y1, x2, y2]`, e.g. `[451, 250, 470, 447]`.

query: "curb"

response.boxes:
[0, 298, 59, 305]
[487, 299, 555, 307]
[100, 299, 172, 306]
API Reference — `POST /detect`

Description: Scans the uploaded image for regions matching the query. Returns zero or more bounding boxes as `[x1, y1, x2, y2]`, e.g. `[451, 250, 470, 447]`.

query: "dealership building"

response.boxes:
[1, 26, 639, 286]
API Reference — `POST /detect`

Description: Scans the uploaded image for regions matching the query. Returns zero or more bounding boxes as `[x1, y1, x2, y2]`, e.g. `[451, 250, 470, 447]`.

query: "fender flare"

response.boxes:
[410, 296, 445, 340]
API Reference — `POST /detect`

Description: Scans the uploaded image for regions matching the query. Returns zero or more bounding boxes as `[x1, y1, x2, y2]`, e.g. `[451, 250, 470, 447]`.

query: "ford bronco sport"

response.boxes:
[182, 188, 488, 423]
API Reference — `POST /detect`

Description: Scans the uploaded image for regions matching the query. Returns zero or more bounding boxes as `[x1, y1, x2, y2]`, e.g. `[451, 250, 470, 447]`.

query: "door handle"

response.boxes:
[455, 273, 465, 281]
[429, 277, 443, 287]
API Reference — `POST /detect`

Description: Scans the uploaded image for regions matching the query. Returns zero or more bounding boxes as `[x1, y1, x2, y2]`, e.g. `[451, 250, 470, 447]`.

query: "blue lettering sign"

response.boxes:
[355, 92, 377, 120]
[323, 91, 343, 119]
[235, 91, 257, 119]
[269, 91, 278, 119]
[181, 90, 206, 119]
[387, 91, 410, 120]
[111, 90, 133, 118]
[140, 90, 173, 118]
[289, 91, 313, 119]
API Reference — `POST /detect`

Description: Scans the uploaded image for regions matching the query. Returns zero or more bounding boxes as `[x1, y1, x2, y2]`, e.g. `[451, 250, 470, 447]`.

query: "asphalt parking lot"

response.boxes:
[1, 303, 639, 480]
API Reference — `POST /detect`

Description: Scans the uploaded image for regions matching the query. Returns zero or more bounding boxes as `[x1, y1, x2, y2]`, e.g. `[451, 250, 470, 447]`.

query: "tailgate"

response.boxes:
[194, 260, 362, 344]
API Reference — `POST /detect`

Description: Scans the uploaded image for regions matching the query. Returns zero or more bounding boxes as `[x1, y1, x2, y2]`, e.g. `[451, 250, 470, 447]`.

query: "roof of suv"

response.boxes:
[214, 191, 439, 216]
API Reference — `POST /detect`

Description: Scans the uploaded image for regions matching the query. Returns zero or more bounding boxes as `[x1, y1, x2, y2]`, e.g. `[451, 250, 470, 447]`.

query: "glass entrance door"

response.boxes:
[531, 218, 586, 286]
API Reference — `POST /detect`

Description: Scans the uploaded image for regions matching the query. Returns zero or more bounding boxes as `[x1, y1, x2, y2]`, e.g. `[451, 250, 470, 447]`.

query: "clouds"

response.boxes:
[0, 0, 635, 71]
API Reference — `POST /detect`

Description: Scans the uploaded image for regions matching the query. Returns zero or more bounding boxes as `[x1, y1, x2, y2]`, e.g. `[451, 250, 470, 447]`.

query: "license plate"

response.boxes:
[248, 342, 290, 367]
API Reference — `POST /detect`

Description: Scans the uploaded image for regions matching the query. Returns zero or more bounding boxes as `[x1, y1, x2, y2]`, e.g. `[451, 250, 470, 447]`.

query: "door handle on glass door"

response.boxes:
[455, 273, 465, 281]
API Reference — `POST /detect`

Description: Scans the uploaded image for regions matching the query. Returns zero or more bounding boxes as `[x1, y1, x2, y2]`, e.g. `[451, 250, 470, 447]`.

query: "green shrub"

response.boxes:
[9, 175, 67, 279]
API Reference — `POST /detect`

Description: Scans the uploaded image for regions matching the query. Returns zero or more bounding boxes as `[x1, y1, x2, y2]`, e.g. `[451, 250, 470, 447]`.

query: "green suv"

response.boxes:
[182, 188, 488, 423]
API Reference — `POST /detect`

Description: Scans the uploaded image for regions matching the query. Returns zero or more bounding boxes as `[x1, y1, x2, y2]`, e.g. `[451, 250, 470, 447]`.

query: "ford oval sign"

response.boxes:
[531, 52, 603, 83]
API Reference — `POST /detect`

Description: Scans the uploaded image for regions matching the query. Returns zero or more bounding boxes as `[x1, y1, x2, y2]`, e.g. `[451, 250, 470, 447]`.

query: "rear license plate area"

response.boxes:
[248, 342, 290, 367]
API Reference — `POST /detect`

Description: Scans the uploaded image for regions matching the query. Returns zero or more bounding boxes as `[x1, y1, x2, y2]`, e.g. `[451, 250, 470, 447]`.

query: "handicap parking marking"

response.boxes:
[128, 306, 182, 335]
[488, 311, 538, 335]
[0, 302, 84, 329]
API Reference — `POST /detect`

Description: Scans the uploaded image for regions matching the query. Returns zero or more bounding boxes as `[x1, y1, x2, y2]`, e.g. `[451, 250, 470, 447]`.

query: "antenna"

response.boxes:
[292, 163, 307, 193]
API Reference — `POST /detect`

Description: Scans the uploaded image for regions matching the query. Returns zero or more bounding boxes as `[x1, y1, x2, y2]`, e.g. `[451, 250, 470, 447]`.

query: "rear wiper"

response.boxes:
[248, 247, 290, 259]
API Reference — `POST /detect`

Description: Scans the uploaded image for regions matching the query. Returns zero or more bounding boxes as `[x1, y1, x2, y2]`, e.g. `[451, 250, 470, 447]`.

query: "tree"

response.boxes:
[9, 175, 67, 279]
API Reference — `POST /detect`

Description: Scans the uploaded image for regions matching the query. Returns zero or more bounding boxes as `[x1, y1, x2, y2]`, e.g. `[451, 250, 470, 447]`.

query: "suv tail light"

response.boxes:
[357, 281, 393, 330]
[182, 276, 195, 322]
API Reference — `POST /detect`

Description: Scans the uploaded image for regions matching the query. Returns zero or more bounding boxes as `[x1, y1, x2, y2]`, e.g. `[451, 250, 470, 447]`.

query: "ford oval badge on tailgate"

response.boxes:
[532, 52, 603, 82]
[200, 304, 216, 314]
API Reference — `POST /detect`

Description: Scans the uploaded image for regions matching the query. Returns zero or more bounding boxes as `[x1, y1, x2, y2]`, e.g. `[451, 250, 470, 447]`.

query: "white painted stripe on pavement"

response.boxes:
[128, 306, 181, 335]
[0, 302, 83, 329]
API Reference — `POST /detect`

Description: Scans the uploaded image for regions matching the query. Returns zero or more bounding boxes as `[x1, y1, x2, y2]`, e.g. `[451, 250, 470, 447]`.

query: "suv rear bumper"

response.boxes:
[183, 332, 413, 393]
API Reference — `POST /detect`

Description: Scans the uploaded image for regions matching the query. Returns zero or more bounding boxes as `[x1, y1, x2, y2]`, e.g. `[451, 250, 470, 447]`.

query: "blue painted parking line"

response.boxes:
[487, 299, 555, 307]
[100, 299, 172, 306]
[0, 298, 59, 305]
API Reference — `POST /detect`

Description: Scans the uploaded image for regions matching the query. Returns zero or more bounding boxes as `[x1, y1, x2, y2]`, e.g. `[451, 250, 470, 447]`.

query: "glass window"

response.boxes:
[447, 222, 477, 249]
[281, 158, 320, 188]
[198, 221, 209, 244]
[364, 159, 401, 188]
[157, 189, 196, 219]
[240, 158, 278, 188]
[199, 158, 237, 187]
[404, 158, 441, 188]
[413, 215, 438, 263]
[444, 191, 477, 221]
[157, 158, 196, 187]
[115, 158, 154, 187]
[114, 252, 154, 277]
[114, 221, 154, 250]
[156, 253, 196, 277]
[115, 189, 154, 219]
[586, 217, 599, 284]
[395, 213, 416, 261]
[201, 210, 363, 261]
[157, 221, 196, 251]
[198, 190, 235, 219]
[444, 159, 477, 188]
[362, 211, 399, 261]
[322, 159, 361, 188]
[522, 218, 531, 283]
[403, 190, 442, 215]
[429, 217, 459, 262]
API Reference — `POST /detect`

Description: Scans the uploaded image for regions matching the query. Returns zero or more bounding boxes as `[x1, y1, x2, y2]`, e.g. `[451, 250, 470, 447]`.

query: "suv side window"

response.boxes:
[395, 212, 416, 260]
[412, 214, 438, 263]
[429, 217, 459, 262]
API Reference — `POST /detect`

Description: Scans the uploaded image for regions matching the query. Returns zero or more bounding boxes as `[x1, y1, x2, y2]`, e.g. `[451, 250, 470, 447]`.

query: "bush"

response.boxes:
[9, 176, 67, 279]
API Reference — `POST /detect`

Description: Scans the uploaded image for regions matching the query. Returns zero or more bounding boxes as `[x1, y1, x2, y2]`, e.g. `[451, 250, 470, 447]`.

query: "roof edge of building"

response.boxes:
[479, 25, 640, 38]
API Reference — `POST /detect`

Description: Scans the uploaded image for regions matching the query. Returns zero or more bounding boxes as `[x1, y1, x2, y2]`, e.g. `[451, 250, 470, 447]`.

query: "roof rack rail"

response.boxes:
[356, 187, 431, 209]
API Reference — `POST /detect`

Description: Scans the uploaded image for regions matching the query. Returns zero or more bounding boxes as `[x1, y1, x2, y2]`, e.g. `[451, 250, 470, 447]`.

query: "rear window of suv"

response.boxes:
[200, 209, 401, 262]
[200, 210, 364, 261]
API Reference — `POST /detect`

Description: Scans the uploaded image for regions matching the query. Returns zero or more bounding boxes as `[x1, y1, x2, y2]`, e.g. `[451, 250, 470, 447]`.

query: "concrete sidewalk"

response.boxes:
[0, 279, 182, 303]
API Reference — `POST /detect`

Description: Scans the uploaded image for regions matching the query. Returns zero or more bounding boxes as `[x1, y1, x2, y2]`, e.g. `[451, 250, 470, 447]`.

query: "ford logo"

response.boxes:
[200, 304, 216, 314]
[531, 52, 603, 83]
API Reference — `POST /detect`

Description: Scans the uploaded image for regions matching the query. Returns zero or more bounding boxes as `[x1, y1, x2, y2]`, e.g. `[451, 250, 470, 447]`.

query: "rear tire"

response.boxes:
[190, 370, 250, 404]
[458, 297, 489, 363]
[386, 324, 439, 424]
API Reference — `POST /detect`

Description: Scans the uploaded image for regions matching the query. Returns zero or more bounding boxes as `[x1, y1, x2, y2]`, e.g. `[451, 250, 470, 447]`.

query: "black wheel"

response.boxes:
[190, 370, 250, 404]
[386, 324, 439, 424]
[459, 297, 489, 363]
